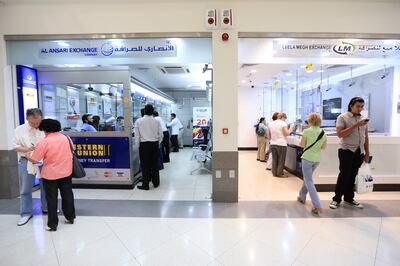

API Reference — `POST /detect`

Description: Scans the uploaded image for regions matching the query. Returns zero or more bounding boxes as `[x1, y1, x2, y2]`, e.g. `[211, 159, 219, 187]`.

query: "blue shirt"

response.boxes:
[81, 123, 97, 132]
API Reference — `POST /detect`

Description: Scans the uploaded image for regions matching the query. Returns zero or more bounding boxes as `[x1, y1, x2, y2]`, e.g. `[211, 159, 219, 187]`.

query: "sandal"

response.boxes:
[297, 196, 305, 204]
[311, 207, 323, 215]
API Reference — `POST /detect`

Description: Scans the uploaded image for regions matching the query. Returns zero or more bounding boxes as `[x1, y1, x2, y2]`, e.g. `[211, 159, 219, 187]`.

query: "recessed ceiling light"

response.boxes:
[250, 69, 257, 73]
[241, 80, 247, 83]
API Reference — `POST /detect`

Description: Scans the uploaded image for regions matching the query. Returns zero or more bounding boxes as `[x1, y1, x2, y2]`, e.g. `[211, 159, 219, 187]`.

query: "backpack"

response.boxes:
[257, 125, 266, 136]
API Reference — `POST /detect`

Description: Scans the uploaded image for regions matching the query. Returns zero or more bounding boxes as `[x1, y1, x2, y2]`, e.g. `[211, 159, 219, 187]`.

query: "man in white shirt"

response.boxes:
[13, 108, 47, 226]
[153, 111, 170, 163]
[135, 104, 163, 190]
[167, 113, 182, 152]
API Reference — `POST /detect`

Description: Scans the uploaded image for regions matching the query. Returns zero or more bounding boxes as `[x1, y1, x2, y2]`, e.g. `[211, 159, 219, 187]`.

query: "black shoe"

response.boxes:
[153, 183, 160, 188]
[65, 219, 74, 224]
[137, 185, 150, 190]
[45, 226, 57, 231]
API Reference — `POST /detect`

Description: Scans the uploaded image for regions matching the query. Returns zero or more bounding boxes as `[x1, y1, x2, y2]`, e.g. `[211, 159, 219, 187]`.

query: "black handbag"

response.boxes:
[65, 136, 86, 178]
[297, 130, 325, 161]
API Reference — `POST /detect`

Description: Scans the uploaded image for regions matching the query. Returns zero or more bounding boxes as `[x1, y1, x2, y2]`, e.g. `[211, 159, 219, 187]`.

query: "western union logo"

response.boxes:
[75, 144, 111, 157]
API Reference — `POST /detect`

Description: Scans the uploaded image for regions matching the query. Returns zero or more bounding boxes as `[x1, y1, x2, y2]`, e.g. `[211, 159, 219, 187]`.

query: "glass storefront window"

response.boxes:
[40, 83, 124, 132]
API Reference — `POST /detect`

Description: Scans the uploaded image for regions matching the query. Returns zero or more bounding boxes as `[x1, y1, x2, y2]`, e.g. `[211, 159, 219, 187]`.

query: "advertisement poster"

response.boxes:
[193, 107, 211, 146]
[16, 65, 39, 124]
[67, 89, 80, 114]
[86, 95, 98, 115]
[70, 137, 131, 181]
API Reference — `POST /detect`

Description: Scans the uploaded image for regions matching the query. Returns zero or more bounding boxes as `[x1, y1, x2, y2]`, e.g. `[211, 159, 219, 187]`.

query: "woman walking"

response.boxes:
[297, 113, 327, 215]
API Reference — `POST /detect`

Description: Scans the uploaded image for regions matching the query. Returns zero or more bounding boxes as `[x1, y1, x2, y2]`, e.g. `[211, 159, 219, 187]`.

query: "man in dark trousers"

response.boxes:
[330, 97, 370, 209]
[135, 104, 163, 190]
[167, 113, 182, 152]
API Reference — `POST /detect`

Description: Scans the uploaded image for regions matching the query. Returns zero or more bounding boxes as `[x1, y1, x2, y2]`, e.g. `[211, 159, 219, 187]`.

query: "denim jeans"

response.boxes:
[18, 158, 47, 217]
[299, 159, 321, 208]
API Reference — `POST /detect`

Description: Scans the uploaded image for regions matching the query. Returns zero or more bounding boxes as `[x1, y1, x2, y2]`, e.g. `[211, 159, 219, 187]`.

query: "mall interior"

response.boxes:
[1, 1, 400, 266]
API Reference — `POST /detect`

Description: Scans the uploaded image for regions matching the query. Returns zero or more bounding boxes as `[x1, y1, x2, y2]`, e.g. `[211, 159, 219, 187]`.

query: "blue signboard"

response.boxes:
[70, 136, 131, 181]
[16, 65, 39, 125]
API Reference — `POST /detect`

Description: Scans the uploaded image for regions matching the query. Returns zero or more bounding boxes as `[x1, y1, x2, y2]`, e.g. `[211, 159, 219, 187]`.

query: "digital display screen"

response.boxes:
[323, 98, 342, 120]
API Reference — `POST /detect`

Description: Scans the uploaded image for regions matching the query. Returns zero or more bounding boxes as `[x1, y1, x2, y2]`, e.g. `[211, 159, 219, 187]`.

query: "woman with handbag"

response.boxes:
[297, 113, 327, 215]
[27, 119, 76, 231]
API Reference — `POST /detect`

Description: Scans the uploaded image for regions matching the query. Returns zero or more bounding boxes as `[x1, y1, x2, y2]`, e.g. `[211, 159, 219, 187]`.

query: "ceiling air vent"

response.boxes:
[160, 66, 190, 74]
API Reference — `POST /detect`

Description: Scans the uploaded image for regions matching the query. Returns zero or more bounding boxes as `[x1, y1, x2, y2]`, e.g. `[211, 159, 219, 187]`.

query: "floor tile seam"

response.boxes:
[49, 229, 61, 266]
[101, 217, 143, 266]
[53, 223, 115, 258]
[289, 218, 328, 265]
[311, 232, 379, 260]
[135, 234, 218, 264]
[373, 217, 383, 266]
[0, 229, 38, 250]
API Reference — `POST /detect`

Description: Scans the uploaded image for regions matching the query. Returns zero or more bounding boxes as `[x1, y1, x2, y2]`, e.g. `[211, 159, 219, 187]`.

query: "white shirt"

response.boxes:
[269, 120, 288, 146]
[134, 115, 163, 144]
[154, 116, 168, 132]
[13, 123, 45, 157]
[167, 117, 183, 135]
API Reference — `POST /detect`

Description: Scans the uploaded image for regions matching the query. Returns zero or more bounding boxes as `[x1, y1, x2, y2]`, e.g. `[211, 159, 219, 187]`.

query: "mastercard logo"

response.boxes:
[103, 171, 113, 178]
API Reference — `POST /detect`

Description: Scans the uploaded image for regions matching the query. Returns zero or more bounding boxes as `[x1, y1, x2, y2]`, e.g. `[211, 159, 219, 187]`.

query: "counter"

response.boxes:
[285, 135, 400, 191]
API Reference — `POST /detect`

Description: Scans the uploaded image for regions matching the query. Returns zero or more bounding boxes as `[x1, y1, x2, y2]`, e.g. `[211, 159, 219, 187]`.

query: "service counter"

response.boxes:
[65, 133, 140, 189]
[285, 135, 400, 191]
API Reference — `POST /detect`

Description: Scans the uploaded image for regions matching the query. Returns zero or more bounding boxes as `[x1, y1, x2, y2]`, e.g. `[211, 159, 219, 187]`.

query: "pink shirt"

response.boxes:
[31, 132, 73, 180]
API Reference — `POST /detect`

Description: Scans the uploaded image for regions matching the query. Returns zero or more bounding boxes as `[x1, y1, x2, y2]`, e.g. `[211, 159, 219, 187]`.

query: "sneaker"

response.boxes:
[17, 215, 32, 226]
[345, 200, 364, 209]
[329, 201, 340, 209]
[45, 226, 57, 231]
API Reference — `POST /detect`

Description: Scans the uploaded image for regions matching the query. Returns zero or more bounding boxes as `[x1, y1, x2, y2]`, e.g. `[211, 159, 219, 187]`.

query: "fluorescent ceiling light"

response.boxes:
[130, 83, 173, 104]
[56, 41, 70, 47]
[241, 80, 247, 83]
[250, 69, 257, 73]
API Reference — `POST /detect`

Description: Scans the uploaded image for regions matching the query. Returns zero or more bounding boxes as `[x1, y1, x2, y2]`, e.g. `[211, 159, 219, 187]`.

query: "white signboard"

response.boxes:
[39, 39, 177, 58]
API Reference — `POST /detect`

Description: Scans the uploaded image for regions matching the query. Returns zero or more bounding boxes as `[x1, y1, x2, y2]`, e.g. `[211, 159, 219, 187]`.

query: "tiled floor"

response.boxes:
[0, 214, 399, 266]
[3, 149, 400, 265]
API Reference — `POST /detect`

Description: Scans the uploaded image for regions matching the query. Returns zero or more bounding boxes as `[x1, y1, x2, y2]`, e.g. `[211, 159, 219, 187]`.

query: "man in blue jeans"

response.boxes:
[13, 108, 47, 226]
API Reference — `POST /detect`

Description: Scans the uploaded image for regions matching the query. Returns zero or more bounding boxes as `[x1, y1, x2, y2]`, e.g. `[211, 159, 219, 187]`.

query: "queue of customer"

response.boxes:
[255, 96, 370, 215]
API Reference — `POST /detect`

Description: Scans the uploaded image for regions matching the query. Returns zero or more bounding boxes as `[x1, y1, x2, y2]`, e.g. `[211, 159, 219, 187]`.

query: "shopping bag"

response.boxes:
[355, 163, 374, 194]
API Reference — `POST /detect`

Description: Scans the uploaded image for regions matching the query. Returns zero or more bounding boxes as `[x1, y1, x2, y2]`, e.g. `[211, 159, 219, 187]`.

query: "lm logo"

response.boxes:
[333, 41, 356, 55]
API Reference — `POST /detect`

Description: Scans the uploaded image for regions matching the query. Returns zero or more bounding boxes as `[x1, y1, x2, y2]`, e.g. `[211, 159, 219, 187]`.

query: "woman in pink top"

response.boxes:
[27, 119, 75, 231]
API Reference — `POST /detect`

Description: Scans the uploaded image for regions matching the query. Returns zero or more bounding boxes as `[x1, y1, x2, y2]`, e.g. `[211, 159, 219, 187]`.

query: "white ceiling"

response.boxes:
[130, 63, 212, 91]
[238, 63, 372, 88]
[1, 0, 397, 3]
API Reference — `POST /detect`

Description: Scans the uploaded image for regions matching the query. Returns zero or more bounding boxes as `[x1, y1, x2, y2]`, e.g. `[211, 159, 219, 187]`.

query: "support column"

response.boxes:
[212, 30, 239, 202]
[0, 36, 19, 199]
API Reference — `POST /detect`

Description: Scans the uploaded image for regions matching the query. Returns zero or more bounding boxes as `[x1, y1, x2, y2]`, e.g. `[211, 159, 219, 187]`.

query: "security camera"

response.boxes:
[381, 73, 389, 79]
[88, 86, 94, 91]
[348, 81, 356, 87]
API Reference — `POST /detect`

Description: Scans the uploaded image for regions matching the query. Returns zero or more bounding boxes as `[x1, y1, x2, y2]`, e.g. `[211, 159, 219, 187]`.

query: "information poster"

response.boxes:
[70, 137, 131, 181]
[193, 107, 211, 146]
[103, 97, 112, 115]
[42, 88, 56, 118]
[86, 95, 98, 115]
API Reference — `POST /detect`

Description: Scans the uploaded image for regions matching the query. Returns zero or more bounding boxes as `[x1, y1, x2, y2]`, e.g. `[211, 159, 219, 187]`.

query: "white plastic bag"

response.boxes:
[355, 163, 374, 194]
